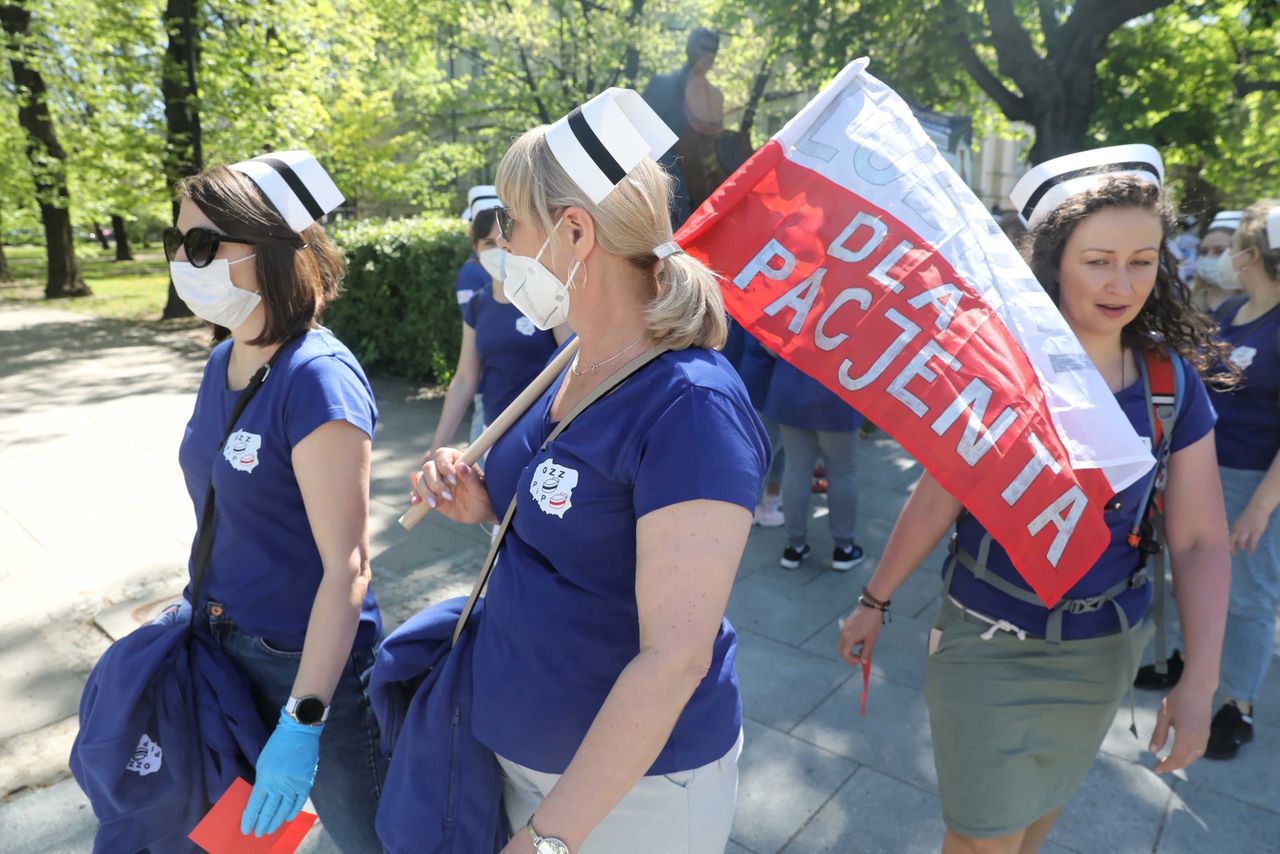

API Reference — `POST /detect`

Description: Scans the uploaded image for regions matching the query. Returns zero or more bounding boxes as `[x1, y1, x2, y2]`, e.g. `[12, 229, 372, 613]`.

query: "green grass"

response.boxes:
[1, 243, 170, 320]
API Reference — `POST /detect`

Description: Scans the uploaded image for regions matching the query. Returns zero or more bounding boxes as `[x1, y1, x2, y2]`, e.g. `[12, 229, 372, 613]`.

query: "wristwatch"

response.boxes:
[284, 695, 329, 726]
[526, 817, 570, 854]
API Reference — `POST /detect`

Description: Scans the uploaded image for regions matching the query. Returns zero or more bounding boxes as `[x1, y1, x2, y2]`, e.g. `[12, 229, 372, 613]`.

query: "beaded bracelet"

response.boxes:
[858, 586, 892, 625]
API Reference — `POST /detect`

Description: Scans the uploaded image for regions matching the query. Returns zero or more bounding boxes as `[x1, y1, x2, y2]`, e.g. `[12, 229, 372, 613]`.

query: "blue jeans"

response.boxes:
[1219, 467, 1280, 704]
[206, 604, 387, 853]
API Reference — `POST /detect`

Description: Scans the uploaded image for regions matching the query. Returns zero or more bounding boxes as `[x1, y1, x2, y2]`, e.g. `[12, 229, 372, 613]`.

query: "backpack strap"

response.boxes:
[1132, 346, 1184, 675]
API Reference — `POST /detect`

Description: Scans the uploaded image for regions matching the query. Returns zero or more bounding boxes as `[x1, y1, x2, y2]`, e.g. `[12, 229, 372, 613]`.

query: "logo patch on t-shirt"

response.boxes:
[515, 317, 537, 337]
[223, 429, 262, 473]
[1230, 345, 1257, 369]
[126, 733, 162, 776]
[529, 458, 578, 518]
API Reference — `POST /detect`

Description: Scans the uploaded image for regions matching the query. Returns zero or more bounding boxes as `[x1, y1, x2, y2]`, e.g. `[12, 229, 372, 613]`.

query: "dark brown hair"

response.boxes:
[469, 207, 498, 248]
[1236, 199, 1280, 282]
[178, 165, 345, 346]
[1024, 173, 1237, 385]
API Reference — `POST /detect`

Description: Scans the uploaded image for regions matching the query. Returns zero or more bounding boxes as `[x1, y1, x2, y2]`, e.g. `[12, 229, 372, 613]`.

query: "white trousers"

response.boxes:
[497, 730, 743, 854]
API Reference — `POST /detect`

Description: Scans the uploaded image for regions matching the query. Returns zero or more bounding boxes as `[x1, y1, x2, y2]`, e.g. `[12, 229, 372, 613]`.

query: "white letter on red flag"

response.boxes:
[676, 58, 1153, 606]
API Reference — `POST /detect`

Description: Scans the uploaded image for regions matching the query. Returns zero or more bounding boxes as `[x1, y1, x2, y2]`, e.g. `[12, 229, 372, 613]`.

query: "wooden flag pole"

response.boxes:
[398, 337, 580, 530]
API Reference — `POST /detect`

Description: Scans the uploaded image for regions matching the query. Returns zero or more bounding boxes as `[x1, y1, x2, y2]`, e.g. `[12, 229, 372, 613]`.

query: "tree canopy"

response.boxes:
[2, 0, 1276, 298]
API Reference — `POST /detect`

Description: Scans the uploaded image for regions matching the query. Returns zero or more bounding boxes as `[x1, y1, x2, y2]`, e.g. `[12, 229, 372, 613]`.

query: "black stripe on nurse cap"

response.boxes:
[1009, 144, 1163, 228]
[229, 150, 345, 233]
[463, 185, 501, 222]
[545, 89, 677, 205]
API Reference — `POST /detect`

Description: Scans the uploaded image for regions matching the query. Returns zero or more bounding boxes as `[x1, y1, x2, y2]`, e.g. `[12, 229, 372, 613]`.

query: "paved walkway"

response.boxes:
[1, 304, 1277, 853]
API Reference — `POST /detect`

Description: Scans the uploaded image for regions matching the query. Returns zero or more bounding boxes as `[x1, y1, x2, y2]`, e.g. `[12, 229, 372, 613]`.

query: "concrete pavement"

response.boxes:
[1, 303, 1277, 853]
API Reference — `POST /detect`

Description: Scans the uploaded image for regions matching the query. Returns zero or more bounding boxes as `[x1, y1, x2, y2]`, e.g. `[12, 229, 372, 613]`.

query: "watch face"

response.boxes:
[536, 840, 570, 854]
[294, 696, 326, 725]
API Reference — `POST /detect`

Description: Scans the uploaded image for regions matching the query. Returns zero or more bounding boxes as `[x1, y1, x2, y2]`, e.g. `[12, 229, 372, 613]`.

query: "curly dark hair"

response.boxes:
[1024, 173, 1237, 386]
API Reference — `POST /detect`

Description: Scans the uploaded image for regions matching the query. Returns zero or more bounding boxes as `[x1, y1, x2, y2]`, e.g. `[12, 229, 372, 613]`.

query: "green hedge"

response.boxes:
[326, 216, 471, 385]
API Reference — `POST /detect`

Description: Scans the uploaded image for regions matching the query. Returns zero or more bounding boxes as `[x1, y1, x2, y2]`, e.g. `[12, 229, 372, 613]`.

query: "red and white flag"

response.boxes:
[676, 59, 1153, 606]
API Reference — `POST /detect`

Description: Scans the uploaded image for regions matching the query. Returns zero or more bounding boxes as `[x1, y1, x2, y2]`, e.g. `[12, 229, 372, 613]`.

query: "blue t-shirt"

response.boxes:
[471, 346, 769, 775]
[735, 334, 775, 412]
[1209, 299, 1280, 471]
[178, 329, 382, 650]
[947, 352, 1216, 639]
[455, 255, 490, 307]
[462, 286, 558, 425]
[763, 359, 863, 432]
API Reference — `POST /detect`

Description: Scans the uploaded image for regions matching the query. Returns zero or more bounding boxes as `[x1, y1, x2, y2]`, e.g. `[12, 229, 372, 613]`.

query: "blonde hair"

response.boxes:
[496, 127, 726, 350]
[1237, 199, 1280, 282]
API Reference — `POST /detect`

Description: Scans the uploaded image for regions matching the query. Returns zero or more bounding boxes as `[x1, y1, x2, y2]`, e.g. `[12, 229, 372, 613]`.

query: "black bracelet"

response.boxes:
[858, 587, 892, 625]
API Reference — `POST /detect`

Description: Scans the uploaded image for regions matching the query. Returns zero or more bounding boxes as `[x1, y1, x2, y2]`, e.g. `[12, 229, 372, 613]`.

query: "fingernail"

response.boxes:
[410, 493, 419, 504]
[446, 474, 457, 486]
[442, 490, 453, 501]
[427, 495, 437, 508]
[458, 463, 470, 477]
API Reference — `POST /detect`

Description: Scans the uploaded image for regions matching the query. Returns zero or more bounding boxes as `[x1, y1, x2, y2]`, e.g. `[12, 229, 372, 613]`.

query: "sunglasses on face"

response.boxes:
[494, 206, 516, 242]
[163, 226, 259, 268]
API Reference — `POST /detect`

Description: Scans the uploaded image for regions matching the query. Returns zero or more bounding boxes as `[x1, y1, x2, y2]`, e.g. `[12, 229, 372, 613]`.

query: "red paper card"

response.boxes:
[189, 777, 317, 854]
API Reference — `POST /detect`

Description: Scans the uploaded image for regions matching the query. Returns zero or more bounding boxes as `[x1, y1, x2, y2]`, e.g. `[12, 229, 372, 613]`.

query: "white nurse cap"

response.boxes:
[546, 88, 678, 205]
[463, 185, 502, 222]
[1010, 143, 1164, 228]
[228, 150, 344, 233]
[1207, 210, 1243, 233]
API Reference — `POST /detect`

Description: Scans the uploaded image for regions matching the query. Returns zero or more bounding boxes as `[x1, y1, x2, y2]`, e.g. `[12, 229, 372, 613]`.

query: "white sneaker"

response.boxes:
[754, 497, 784, 527]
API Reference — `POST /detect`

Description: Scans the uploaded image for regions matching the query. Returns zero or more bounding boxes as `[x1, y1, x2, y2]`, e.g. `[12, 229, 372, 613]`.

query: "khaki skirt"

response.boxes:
[923, 597, 1154, 838]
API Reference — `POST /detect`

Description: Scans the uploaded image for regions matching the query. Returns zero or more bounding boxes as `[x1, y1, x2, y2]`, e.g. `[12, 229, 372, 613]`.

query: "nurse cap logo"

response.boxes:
[223, 429, 262, 473]
[1208, 210, 1243, 233]
[529, 458, 579, 519]
[546, 88, 678, 205]
[463, 185, 501, 222]
[125, 732, 163, 777]
[1010, 143, 1163, 229]
[228, 150, 344, 233]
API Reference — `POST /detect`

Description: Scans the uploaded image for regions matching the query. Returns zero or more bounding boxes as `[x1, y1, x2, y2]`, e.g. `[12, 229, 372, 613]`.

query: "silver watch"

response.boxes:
[526, 818, 570, 854]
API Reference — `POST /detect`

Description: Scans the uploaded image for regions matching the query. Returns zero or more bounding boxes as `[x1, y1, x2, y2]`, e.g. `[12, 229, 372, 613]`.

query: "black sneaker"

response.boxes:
[1134, 649, 1184, 690]
[832, 544, 865, 572]
[1205, 701, 1254, 760]
[780, 544, 811, 570]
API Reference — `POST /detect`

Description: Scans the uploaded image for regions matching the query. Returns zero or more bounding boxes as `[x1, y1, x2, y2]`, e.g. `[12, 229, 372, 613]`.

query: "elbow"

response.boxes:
[645, 644, 714, 694]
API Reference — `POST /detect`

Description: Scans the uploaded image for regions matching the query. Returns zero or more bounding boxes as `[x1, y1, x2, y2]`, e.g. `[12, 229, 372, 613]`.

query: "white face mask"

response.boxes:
[1196, 253, 1223, 287]
[503, 219, 579, 330]
[1217, 249, 1247, 291]
[478, 247, 506, 282]
[169, 255, 261, 328]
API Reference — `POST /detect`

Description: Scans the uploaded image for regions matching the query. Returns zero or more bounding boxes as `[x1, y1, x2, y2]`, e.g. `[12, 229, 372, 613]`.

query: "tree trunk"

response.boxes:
[92, 222, 110, 250]
[111, 214, 134, 261]
[160, 0, 202, 319]
[0, 240, 11, 282]
[1, 4, 90, 298]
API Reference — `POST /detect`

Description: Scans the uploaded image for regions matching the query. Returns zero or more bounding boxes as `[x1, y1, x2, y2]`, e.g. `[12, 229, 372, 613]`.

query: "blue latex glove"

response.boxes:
[241, 708, 323, 837]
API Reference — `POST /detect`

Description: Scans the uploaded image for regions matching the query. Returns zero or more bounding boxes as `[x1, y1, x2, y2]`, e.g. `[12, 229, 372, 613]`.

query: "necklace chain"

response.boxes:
[570, 336, 644, 377]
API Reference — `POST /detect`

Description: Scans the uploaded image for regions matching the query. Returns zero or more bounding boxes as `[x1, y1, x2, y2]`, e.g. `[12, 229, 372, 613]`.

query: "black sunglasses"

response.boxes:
[163, 226, 259, 268]
[494, 206, 516, 242]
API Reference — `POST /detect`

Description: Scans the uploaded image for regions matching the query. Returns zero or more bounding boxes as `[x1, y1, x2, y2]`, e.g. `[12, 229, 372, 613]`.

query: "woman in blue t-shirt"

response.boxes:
[838, 152, 1232, 851]
[164, 154, 385, 850]
[413, 95, 768, 853]
[1200, 200, 1280, 760]
[431, 208, 567, 454]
